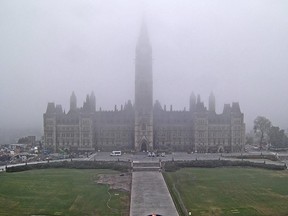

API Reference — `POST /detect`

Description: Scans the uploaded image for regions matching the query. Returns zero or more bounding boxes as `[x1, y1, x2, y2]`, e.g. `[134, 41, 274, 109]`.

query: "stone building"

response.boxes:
[43, 23, 245, 153]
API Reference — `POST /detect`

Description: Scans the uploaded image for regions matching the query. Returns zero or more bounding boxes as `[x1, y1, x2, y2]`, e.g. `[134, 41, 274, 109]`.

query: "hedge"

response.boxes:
[6, 161, 131, 173]
[164, 160, 286, 172]
[233, 154, 279, 161]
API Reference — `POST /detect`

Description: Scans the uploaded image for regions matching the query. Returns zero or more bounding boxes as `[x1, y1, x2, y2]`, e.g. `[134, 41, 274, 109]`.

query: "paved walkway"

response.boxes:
[130, 171, 179, 216]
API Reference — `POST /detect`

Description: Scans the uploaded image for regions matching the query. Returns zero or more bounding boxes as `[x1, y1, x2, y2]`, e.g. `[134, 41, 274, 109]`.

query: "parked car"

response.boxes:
[110, 151, 122, 156]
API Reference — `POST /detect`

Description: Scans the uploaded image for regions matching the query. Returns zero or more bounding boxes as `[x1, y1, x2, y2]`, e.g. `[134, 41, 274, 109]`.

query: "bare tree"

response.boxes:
[253, 116, 272, 150]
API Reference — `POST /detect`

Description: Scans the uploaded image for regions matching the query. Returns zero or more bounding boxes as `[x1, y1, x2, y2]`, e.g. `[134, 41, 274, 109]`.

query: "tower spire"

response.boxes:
[90, 91, 96, 112]
[135, 21, 152, 112]
[70, 91, 77, 111]
[190, 92, 196, 112]
[138, 20, 150, 45]
[209, 92, 216, 113]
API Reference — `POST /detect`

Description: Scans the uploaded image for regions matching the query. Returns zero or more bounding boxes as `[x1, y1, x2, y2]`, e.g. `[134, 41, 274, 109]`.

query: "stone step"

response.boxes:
[133, 167, 161, 172]
[132, 161, 162, 172]
[133, 162, 160, 167]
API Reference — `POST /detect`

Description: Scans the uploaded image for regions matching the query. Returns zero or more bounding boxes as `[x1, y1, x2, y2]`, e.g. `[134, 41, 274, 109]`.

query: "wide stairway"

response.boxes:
[132, 161, 161, 172]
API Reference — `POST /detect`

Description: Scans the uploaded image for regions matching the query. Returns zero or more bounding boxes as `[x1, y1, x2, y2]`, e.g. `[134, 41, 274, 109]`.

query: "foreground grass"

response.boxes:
[0, 169, 129, 216]
[164, 168, 288, 216]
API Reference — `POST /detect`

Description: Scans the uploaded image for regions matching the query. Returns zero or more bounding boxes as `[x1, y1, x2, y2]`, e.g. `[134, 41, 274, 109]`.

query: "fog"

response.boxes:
[0, 0, 287, 132]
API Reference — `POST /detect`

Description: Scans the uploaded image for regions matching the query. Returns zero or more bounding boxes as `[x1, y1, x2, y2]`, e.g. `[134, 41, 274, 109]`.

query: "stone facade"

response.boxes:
[43, 23, 245, 153]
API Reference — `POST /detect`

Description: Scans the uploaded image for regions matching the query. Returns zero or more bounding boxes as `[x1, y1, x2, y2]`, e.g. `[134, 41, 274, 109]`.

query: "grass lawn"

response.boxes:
[164, 168, 288, 216]
[0, 169, 130, 216]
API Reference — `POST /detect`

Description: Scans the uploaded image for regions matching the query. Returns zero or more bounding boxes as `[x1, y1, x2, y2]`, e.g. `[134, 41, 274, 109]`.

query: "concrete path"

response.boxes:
[130, 171, 179, 216]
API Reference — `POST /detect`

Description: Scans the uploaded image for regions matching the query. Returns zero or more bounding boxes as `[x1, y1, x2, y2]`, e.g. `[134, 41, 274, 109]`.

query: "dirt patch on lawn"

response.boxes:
[96, 173, 131, 192]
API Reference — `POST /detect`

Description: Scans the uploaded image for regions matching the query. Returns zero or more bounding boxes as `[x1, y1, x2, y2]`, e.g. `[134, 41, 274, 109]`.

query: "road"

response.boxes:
[88, 151, 287, 165]
[1, 151, 287, 172]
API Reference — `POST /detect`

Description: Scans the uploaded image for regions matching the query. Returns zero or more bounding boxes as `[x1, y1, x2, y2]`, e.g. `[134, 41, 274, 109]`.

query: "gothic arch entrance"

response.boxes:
[218, 146, 224, 153]
[141, 141, 148, 152]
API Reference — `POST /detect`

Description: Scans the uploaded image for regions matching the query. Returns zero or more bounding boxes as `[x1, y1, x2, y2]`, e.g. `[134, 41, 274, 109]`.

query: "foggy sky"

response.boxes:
[0, 0, 288, 132]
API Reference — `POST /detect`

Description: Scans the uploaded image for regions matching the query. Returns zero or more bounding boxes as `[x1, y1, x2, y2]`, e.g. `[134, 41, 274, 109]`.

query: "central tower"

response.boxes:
[134, 22, 153, 152]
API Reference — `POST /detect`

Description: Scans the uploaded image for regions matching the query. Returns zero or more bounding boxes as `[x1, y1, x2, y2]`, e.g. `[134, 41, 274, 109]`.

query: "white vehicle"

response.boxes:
[148, 152, 156, 157]
[110, 151, 122, 156]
